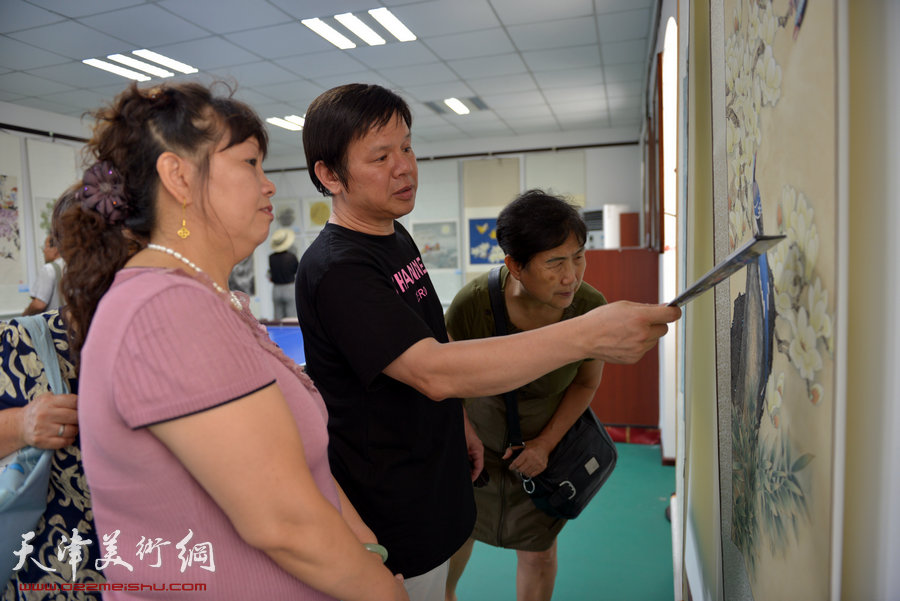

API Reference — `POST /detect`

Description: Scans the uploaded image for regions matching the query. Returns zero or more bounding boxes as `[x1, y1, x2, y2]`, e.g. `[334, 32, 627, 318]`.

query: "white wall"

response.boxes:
[584, 145, 641, 212]
[0, 100, 91, 140]
[843, 1, 900, 598]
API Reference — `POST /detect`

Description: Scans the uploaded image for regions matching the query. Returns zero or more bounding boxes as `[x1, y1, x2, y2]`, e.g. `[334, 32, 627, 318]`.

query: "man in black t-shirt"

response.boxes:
[296, 84, 681, 601]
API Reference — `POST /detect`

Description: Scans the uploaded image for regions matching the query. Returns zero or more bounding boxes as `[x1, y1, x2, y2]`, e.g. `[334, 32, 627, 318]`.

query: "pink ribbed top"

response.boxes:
[78, 267, 338, 600]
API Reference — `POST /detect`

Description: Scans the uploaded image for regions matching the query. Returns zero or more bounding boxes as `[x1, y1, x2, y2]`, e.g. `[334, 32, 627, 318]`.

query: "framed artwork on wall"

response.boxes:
[272, 198, 300, 230]
[464, 208, 505, 273]
[710, 1, 845, 600]
[302, 196, 331, 233]
[411, 221, 459, 271]
[0, 172, 26, 314]
[31, 195, 55, 259]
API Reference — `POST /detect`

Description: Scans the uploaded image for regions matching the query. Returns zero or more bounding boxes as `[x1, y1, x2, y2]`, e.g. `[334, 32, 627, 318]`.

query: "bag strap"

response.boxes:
[17, 314, 69, 395]
[487, 266, 524, 449]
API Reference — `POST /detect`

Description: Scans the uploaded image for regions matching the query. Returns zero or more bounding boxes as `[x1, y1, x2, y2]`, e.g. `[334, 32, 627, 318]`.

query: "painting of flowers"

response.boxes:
[0, 174, 24, 286]
[713, 1, 841, 599]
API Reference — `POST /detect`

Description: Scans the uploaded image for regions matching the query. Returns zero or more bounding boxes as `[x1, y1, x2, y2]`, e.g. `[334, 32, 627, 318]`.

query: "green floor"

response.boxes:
[455, 443, 675, 601]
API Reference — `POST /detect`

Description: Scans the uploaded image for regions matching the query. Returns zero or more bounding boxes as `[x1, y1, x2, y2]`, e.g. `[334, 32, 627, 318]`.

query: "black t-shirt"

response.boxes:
[295, 221, 475, 577]
[268, 251, 299, 284]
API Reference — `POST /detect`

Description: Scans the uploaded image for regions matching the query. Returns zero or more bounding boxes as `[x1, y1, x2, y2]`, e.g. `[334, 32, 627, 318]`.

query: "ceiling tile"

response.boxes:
[507, 17, 597, 52]
[153, 37, 259, 70]
[403, 81, 475, 104]
[424, 28, 514, 61]
[543, 84, 607, 105]
[448, 53, 527, 79]
[25, 0, 144, 19]
[533, 67, 604, 89]
[28, 60, 129, 88]
[606, 80, 642, 98]
[227, 22, 328, 59]
[522, 45, 601, 72]
[481, 90, 548, 109]
[597, 8, 652, 44]
[232, 87, 282, 106]
[0, 0, 655, 167]
[347, 42, 439, 69]
[254, 100, 306, 118]
[391, 0, 500, 37]
[494, 104, 555, 120]
[49, 88, 115, 112]
[490, 0, 593, 26]
[0, 36, 69, 71]
[378, 62, 458, 87]
[11, 95, 83, 115]
[267, 0, 377, 20]
[465, 73, 537, 96]
[552, 98, 609, 117]
[276, 51, 369, 79]
[602, 61, 645, 83]
[208, 61, 299, 87]
[601, 39, 648, 65]
[0, 0, 66, 33]
[80, 5, 209, 48]
[452, 115, 514, 136]
[413, 126, 467, 143]
[512, 118, 560, 136]
[309, 71, 396, 92]
[253, 80, 324, 107]
[8, 21, 132, 59]
[595, 0, 654, 14]
[608, 94, 642, 111]
[158, 0, 293, 34]
[0, 72, 74, 96]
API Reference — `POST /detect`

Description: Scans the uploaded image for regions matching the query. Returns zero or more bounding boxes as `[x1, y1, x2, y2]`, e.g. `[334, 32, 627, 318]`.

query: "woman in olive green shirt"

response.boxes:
[444, 190, 606, 601]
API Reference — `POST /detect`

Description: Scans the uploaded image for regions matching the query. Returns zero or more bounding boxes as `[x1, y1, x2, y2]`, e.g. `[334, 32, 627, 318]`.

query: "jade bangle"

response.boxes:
[363, 543, 388, 563]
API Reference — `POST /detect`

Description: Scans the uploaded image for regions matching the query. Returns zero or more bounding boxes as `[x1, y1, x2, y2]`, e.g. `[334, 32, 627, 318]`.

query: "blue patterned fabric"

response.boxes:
[1, 311, 103, 600]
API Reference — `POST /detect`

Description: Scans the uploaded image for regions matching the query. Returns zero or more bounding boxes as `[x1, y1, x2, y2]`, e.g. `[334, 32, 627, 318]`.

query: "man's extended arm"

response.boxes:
[384, 300, 680, 401]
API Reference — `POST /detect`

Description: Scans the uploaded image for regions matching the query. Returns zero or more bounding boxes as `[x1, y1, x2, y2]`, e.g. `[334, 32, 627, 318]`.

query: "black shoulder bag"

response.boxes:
[487, 265, 618, 520]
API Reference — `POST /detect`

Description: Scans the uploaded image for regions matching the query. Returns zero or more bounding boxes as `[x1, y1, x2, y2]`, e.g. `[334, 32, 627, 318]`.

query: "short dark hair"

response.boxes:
[495, 189, 587, 267]
[302, 83, 412, 196]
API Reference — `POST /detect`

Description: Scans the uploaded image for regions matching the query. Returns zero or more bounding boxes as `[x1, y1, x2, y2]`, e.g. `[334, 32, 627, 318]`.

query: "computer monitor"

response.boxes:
[265, 325, 305, 366]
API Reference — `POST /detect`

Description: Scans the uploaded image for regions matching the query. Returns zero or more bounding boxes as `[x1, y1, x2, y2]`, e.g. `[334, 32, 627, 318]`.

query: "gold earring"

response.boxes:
[177, 202, 190, 239]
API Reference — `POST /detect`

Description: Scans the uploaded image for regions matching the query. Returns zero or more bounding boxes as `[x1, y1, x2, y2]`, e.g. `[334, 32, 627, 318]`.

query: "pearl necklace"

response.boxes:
[146, 243, 243, 311]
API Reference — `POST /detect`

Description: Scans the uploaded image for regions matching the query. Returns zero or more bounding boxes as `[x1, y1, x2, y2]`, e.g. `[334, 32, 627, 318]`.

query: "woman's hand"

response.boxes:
[21, 392, 78, 449]
[503, 439, 552, 479]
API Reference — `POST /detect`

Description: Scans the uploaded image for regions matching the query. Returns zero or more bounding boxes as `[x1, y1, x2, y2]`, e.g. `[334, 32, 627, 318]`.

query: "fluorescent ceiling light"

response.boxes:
[107, 54, 173, 78]
[284, 115, 306, 128]
[83, 58, 150, 82]
[266, 117, 303, 131]
[302, 18, 356, 49]
[335, 13, 385, 46]
[443, 98, 470, 115]
[368, 8, 416, 42]
[132, 49, 198, 74]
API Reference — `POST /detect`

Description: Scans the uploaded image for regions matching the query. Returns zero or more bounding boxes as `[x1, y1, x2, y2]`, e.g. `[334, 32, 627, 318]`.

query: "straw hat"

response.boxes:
[270, 228, 295, 253]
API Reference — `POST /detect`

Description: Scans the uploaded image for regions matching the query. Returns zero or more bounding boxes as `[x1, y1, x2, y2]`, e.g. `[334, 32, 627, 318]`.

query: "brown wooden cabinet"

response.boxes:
[583, 249, 660, 427]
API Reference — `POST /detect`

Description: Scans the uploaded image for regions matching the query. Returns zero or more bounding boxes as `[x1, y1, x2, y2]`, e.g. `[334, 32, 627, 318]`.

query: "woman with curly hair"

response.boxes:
[57, 82, 407, 601]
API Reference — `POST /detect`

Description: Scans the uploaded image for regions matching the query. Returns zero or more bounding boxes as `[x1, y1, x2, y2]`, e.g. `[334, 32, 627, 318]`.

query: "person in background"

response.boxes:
[22, 231, 65, 316]
[295, 83, 681, 601]
[443, 190, 605, 601]
[57, 81, 408, 601]
[268, 228, 299, 320]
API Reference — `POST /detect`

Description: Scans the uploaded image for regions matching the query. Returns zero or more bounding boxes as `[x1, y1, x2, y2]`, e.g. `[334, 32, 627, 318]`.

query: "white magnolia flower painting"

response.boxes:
[715, 1, 841, 599]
